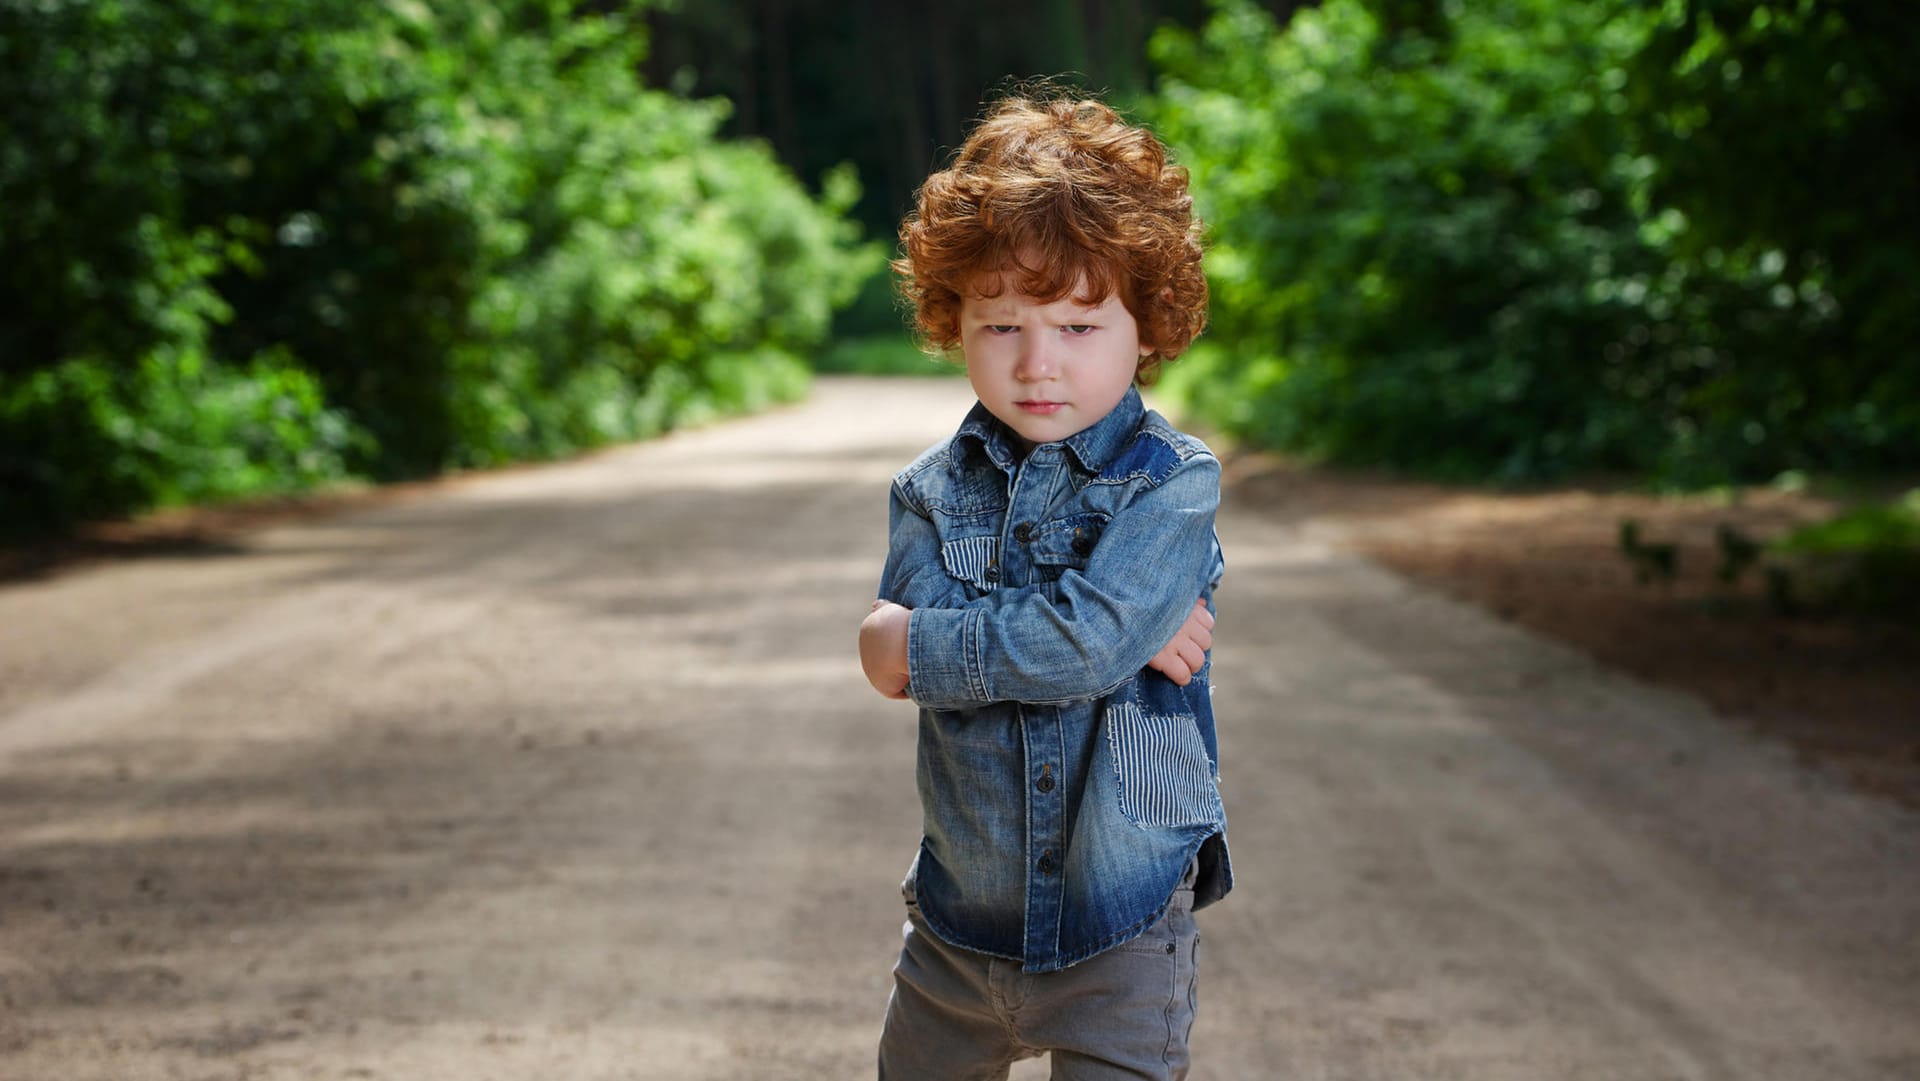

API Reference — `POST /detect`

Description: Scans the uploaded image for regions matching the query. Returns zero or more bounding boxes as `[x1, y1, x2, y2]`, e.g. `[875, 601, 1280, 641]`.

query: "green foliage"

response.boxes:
[1774, 493, 1920, 558]
[1153, 0, 1662, 479]
[1766, 493, 1920, 622]
[813, 336, 964, 378]
[831, 259, 916, 339]
[1623, 0, 1920, 474]
[0, 349, 359, 533]
[417, 11, 878, 465]
[1149, 0, 1918, 483]
[1609, 495, 1920, 623]
[0, 0, 875, 535]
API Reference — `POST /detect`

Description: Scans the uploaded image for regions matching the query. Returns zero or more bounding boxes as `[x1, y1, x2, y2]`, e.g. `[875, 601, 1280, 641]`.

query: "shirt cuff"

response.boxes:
[907, 605, 984, 706]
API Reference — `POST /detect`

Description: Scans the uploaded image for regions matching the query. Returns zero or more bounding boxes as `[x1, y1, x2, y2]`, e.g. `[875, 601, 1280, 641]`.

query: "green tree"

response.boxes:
[1623, 0, 1920, 473]
[1149, 0, 1917, 483]
[1153, 0, 1671, 479]
[1, 0, 378, 522]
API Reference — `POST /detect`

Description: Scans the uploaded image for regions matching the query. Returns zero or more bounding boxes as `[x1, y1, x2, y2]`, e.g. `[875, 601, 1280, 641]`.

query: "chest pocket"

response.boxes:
[1025, 512, 1109, 581]
[939, 534, 1002, 595]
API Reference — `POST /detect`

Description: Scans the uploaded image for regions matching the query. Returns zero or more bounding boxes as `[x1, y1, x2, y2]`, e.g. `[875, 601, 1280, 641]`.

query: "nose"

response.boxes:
[1015, 335, 1058, 383]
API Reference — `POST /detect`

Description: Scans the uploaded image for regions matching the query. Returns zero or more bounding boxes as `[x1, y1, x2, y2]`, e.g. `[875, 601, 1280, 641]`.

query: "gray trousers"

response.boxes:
[876, 870, 1201, 1081]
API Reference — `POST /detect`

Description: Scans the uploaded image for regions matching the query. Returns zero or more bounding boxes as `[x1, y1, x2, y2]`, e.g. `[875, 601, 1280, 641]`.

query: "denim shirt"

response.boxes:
[878, 386, 1232, 973]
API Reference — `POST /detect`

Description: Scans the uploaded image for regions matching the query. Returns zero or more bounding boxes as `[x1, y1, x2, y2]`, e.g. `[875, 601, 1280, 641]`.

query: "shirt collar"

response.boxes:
[955, 386, 1145, 476]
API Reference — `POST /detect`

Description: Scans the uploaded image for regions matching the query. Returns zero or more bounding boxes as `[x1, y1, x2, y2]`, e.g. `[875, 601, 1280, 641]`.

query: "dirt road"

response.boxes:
[2, 378, 1915, 1080]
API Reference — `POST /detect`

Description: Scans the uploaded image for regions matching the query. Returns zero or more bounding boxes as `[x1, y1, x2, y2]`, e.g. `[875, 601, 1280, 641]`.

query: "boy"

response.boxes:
[858, 90, 1231, 1080]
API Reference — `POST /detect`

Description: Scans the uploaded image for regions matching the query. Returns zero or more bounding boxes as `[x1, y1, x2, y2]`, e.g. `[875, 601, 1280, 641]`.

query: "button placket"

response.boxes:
[1020, 702, 1068, 962]
[1007, 451, 1071, 962]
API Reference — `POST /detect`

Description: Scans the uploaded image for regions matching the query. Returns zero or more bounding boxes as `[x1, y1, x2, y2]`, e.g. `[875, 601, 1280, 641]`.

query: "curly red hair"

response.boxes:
[894, 90, 1208, 384]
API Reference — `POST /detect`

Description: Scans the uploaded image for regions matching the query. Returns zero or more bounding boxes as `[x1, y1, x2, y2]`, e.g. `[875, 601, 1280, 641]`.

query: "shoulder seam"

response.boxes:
[894, 444, 953, 513]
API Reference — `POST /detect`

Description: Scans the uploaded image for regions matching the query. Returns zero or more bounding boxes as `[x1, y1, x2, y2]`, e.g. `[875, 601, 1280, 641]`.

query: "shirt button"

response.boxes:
[1071, 529, 1094, 556]
[984, 562, 1000, 584]
[1038, 850, 1056, 876]
[1012, 521, 1034, 544]
[1036, 766, 1054, 793]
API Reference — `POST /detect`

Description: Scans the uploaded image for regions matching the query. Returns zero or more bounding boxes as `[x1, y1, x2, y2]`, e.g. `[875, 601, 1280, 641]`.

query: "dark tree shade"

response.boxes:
[641, 0, 1216, 235]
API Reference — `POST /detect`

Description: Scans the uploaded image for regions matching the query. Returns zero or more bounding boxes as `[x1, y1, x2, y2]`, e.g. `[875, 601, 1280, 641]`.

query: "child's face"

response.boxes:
[959, 277, 1153, 450]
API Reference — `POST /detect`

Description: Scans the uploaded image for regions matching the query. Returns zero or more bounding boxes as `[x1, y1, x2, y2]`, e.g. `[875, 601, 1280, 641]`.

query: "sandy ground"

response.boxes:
[1, 377, 1915, 1080]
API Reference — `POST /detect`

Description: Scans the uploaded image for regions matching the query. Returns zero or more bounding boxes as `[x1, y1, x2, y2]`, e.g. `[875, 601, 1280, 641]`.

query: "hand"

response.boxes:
[1147, 598, 1213, 687]
[859, 600, 913, 700]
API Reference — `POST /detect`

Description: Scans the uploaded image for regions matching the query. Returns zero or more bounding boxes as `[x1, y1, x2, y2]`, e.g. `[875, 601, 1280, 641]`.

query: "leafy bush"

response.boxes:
[0, 349, 359, 532]
[1152, 0, 1656, 479]
[0, 0, 875, 535]
[1766, 492, 1920, 622]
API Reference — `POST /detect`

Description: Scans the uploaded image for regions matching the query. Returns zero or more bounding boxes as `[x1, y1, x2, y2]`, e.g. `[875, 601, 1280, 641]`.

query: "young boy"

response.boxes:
[857, 91, 1231, 1080]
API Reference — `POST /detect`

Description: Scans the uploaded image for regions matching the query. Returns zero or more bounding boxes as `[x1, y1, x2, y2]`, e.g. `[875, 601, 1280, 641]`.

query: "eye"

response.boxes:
[1063, 325, 1095, 335]
[986, 324, 1019, 335]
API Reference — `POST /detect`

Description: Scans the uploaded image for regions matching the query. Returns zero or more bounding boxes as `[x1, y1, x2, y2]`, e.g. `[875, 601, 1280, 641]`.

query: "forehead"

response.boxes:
[962, 272, 1116, 315]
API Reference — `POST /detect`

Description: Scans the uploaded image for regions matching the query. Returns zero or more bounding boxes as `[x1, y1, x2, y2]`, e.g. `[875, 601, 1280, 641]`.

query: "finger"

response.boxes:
[1193, 604, 1214, 630]
[871, 598, 889, 613]
[1173, 643, 1199, 678]
[1187, 621, 1213, 649]
[1179, 641, 1205, 672]
[1148, 648, 1190, 686]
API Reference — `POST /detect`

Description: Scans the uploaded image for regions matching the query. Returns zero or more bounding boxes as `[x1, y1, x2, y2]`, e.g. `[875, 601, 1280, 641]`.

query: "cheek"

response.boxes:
[1098, 348, 1143, 393]
[963, 349, 1007, 391]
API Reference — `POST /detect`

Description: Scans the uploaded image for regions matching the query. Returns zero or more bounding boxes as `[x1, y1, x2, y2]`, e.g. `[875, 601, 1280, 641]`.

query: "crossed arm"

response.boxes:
[860, 595, 1214, 701]
[858, 453, 1221, 705]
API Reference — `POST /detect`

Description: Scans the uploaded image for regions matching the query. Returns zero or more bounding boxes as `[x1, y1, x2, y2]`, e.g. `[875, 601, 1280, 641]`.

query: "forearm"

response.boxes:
[906, 566, 1210, 708]
[881, 452, 1223, 708]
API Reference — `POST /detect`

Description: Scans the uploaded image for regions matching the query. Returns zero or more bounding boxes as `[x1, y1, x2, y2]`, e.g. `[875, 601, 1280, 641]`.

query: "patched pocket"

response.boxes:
[1105, 678, 1221, 830]
[939, 535, 1001, 593]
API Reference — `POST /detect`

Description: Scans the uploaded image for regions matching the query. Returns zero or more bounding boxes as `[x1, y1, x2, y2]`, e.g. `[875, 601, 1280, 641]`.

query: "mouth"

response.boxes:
[1016, 400, 1065, 415]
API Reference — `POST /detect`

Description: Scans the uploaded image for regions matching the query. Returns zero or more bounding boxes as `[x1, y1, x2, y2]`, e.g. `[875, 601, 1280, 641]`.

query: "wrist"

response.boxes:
[885, 604, 912, 682]
[860, 601, 914, 699]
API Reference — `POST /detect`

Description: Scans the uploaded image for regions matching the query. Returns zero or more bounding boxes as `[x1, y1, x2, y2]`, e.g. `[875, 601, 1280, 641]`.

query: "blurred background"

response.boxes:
[3, 0, 1916, 610]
